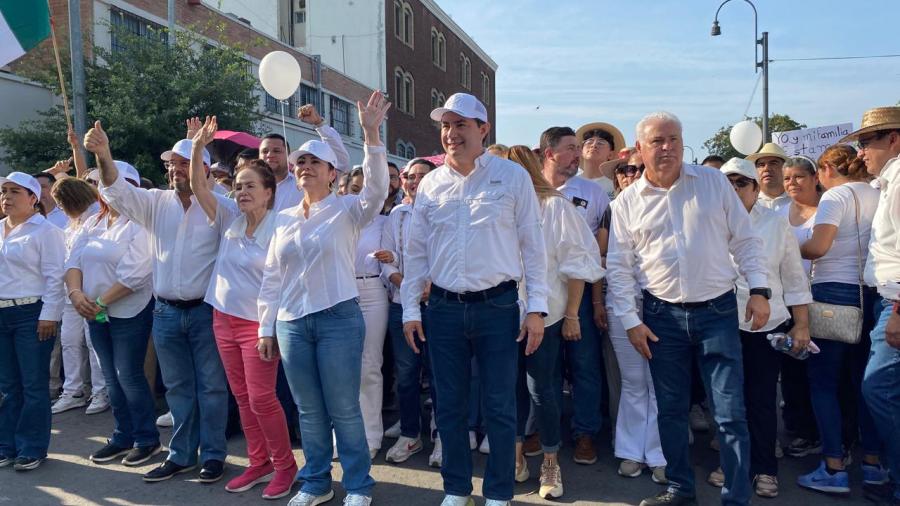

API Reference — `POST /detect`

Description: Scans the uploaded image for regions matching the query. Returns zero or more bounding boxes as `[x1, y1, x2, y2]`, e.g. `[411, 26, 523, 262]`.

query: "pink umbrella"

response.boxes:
[209, 131, 261, 167]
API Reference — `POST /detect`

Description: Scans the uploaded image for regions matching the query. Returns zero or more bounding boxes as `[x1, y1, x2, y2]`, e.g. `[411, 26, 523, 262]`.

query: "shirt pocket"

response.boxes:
[466, 190, 510, 228]
[424, 197, 461, 229]
[2, 236, 31, 263]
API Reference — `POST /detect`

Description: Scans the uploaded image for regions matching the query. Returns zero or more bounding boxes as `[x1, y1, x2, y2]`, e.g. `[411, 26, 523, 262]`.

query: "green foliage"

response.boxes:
[0, 21, 263, 182]
[702, 114, 806, 160]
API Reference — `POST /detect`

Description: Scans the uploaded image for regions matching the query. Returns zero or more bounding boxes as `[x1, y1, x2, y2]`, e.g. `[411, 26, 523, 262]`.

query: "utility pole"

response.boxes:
[167, 0, 175, 47]
[760, 31, 769, 141]
[68, 0, 87, 156]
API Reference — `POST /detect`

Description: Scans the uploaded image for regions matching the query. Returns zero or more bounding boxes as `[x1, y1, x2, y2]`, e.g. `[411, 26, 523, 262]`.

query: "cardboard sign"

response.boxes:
[772, 123, 853, 158]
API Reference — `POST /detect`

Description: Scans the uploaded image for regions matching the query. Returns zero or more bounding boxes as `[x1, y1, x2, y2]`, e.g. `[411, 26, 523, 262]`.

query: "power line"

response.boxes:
[771, 53, 900, 62]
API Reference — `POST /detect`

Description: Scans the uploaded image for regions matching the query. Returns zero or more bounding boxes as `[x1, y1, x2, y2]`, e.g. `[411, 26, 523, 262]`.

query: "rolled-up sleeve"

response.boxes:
[779, 220, 813, 307]
[553, 198, 604, 283]
[514, 173, 549, 315]
[607, 199, 642, 330]
[39, 224, 67, 322]
[114, 223, 152, 292]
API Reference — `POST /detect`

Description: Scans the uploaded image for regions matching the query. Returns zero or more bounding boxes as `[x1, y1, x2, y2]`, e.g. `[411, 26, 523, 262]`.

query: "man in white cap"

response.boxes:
[84, 121, 231, 485]
[747, 143, 790, 212]
[401, 93, 548, 506]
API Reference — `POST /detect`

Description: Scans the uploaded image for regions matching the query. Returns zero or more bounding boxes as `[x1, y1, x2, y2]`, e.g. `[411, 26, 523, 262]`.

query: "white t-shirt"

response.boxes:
[811, 182, 880, 285]
[558, 176, 610, 235]
[778, 204, 815, 274]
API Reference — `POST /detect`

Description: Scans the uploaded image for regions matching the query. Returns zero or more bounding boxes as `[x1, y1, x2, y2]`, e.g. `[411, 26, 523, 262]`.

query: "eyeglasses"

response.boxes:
[86, 178, 100, 186]
[857, 131, 892, 150]
[616, 164, 642, 177]
[583, 137, 610, 147]
[728, 177, 754, 189]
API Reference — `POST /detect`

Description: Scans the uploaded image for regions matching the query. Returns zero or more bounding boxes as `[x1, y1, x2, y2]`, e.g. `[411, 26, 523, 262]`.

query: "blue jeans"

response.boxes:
[426, 286, 519, 501]
[388, 302, 437, 439]
[863, 300, 900, 500]
[807, 282, 881, 459]
[277, 298, 374, 497]
[0, 302, 55, 460]
[88, 299, 158, 449]
[517, 320, 562, 452]
[560, 287, 603, 438]
[152, 300, 227, 466]
[643, 290, 751, 505]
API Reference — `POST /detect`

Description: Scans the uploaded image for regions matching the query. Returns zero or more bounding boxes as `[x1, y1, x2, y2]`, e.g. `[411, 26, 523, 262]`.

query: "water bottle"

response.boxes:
[767, 332, 812, 360]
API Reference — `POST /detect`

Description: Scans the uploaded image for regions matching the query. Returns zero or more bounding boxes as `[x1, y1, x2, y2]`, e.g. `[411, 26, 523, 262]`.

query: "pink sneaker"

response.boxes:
[262, 464, 298, 500]
[225, 462, 274, 493]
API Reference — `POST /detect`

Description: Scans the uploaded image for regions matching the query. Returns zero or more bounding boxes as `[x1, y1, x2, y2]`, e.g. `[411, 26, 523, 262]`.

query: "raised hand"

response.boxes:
[66, 127, 80, 148]
[298, 104, 324, 126]
[47, 158, 72, 176]
[186, 116, 202, 139]
[357, 91, 391, 145]
[192, 116, 218, 148]
[84, 121, 111, 157]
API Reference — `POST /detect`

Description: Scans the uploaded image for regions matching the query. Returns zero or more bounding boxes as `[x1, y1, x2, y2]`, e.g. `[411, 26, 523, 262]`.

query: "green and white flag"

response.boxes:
[0, 1, 51, 68]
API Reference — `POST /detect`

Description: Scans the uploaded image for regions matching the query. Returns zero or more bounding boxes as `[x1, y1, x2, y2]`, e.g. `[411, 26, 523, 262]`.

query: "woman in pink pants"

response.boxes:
[188, 117, 297, 499]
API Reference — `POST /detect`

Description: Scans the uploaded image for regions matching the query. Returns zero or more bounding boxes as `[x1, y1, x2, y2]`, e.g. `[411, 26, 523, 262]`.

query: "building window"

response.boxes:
[481, 73, 490, 105]
[458, 53, 471, 89]
[430, 28, 446, 69]
[395, 140, 416, 159]
[394, 66, 414, 116]
[110, 7, 167, 54]
[393, 0, 413, 47]
[300, 83, 321, 112]
[265, 91, 298, 115]
[330, 96, 351, 136]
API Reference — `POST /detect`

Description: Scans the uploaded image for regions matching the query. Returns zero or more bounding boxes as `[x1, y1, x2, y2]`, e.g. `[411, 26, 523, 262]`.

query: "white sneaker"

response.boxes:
[156, 411, 174, 427]
[343, 494, 371, 506]
[288, 489, 335, 506]
[52, 392, 87, 414]
[515, 459, 529, 483]
[385, 436, 422, 463]
[468, 431, 477, 451]
[85, 392, 110, 415]
[440, 495, 474, 506]
[479, 436, 490, 455]
[384, 420, 401, 439]
[429, 437, 442, 468]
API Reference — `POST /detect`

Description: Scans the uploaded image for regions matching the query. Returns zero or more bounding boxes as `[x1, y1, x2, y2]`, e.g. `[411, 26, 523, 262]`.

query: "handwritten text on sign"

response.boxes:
[772, 123, 853, 157]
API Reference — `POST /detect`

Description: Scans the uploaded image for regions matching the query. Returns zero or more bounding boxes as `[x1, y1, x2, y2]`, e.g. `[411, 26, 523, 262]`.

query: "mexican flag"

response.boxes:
[0, 1, 52, 68]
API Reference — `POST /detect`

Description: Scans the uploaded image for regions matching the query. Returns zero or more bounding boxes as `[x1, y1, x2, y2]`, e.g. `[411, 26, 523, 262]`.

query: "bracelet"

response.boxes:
[563, 314, 579, 321]
[95, 297, 108, 309]
[67, 288, 82, 298]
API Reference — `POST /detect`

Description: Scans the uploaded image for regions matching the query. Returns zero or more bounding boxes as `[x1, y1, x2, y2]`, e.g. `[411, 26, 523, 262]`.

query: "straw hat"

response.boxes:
[576, 122, 626, 152]
[840, 106, 900, 143]
[746, 142, 788, 164]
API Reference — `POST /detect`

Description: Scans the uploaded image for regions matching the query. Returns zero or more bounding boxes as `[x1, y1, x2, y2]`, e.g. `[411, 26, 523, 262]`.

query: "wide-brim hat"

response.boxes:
[575, 122, 626, 153]
[746, 142, 788, 164]
[840, 106, 900, 143]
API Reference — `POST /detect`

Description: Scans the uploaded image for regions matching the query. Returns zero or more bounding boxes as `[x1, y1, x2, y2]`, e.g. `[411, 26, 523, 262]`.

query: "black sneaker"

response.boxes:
[142, 460, 196, 482]
[786, 438, 822, 457]
[0, 455, 14, 468]
[90, 441, 131, 463]
[13, 456, 44, 471]
[864, 482, 899, 504]
[639, 491, 698, 506]
[122, 444, 162, 467]
[198, 459, 225, 483]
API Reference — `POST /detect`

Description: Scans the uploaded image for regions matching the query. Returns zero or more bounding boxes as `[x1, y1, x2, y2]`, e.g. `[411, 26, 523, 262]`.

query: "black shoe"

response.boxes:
[90, 441, 131, 463]
[142, 460, 196, 482]
[13, 456, 44, 471]
[639, 491, 698, 506]
[122, 444, 162, 467]
[198, 459, 225, 483]
[864, 482, 900, 505]
[0, 455, 14, 468]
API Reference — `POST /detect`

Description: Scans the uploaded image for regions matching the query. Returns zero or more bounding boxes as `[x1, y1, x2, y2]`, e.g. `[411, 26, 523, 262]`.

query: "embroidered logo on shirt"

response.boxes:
[572, 197, 588, 208]
[489, 179, 502, 185]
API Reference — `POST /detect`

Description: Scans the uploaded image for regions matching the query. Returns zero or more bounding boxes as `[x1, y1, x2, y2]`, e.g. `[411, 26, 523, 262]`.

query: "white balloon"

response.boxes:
[259, 51, 302, 101]
[729, 120, 763, 155]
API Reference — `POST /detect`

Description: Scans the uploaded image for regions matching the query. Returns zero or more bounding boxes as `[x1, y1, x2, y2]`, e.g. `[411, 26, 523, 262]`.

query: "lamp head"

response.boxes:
[711, 20, 722, 36]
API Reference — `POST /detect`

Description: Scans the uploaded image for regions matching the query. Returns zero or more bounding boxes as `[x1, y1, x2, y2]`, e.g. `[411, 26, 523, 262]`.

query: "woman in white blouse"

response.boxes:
[503, 146, 604, 500]
[0, 171, 66, 472]
[187, 117, 297, 500]
[258, 91, 390, 506]
[64, 168, 160, 467]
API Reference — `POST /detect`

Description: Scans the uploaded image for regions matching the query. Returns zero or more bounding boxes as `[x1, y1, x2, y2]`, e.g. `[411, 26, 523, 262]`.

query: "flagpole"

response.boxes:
[46, 0, 73, 132]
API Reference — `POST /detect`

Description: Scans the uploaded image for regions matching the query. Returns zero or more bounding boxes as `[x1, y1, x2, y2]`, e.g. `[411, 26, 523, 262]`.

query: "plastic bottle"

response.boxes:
[767, 332, 811, 360]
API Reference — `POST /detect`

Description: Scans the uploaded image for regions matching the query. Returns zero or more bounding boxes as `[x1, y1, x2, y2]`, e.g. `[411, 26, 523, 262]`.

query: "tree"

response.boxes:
[702, 114, 806, 160]
[0, 22, 263, 183]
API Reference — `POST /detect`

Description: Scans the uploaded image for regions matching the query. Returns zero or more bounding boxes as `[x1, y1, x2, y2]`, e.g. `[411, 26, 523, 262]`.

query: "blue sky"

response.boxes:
[437, 0, 900, 160]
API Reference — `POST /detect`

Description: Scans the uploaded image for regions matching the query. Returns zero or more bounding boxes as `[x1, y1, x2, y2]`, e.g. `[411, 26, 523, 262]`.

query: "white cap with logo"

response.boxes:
[720, 157, 758, 181]
[161, 139, 211, 166]
[288, 140, 338, 167]
[0, 171, 42, 199]
[430, 93, 488, 123]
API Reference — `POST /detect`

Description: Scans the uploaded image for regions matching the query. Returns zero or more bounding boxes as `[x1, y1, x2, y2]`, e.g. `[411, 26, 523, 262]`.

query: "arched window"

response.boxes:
[481, 73, 490, 105]
[431, 28, 446, 69]
[395, 66, 414, 115]
[459, 53, 471, 89]
[394, 1, 413, 47]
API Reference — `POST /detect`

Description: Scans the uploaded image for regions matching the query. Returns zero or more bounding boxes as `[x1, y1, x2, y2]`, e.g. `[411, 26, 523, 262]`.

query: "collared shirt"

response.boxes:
[558, 176, 610, 234]
[205, 200, 277, 321]
[355, 214, 388, 277]
[381, 203, 413, 304]
[45, 205, 69, 229]
[66, 213, 153, 318]
[400, 152, 549, 322]
[607, 164, 768, 330]
[0, 213, 66, 321]
[258, 145, 388, 337]
[756, 191, 791, 212]
[868, 156, 900, 300]
[101, 175, 230, 301]
[733, 205, 812, 332]
[811, 182, 879, 286]
[274, 173, 303, 212]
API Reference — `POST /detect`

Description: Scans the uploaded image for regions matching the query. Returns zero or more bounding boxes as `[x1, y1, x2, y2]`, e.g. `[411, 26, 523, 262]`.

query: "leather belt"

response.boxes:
[156, 297, 205, 309]
[0, 296, 41, 308]
[642, 289, 734, 309]
[355, 275, 380, 280]
[431, 280, 517, 303]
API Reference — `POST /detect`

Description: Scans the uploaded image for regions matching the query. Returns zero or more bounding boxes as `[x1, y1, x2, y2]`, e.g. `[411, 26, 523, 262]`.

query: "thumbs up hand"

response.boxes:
[84, 120, 110, 156]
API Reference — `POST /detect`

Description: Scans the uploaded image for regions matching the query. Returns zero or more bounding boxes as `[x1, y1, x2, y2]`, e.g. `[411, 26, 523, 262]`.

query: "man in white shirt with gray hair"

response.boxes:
[607, 112, 770, 506]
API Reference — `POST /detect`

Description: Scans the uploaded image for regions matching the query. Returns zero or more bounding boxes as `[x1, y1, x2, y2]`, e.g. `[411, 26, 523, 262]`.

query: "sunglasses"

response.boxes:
[86, 178, 100, 186]
[857, 131, 892, 150]
[616, 164, 642, 176]
[728, 177, 754, 189]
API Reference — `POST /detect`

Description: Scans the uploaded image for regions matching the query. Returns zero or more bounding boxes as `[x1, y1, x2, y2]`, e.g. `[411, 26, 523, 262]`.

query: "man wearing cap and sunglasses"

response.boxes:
[401, 93, 548, 506]
[846, 106, 900, 506]
[86, 121, 232, 485]
[747, 143, 791, 212]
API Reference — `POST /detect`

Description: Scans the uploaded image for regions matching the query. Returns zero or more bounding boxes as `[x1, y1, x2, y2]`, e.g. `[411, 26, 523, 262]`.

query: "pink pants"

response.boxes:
[213, 310, 295, 470]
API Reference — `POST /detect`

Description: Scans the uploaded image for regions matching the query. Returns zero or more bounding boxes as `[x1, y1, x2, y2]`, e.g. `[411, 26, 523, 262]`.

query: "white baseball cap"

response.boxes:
[161, 139, 211, 166]
[430, 93, 488, 123]
[288, 140, 338, 167]
[114, 160, 141, 185]
[720, 157, 758, 182]
[0, 171, 42, 199]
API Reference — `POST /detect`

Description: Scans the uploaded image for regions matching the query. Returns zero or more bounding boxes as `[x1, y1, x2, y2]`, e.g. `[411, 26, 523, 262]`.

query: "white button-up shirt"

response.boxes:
[400, 152, 549, 322]
[756, 191, 791, 212]
[381, 203, 412, 304]
[558, 176, 610, 234]
[66, 214, 153, 318]
[355, 214, 388, 277]
[45, 205, 69, 229]
[0, 214, 66, 321]
[868, 157, 900, 301]
[101, 175, 230, 301]
[607, 164, 768, 330]
[274, 173, 303, 213]
[734, 205, 812, 332]
[258, 145, 388, 337]
[270, 124, 352, 213]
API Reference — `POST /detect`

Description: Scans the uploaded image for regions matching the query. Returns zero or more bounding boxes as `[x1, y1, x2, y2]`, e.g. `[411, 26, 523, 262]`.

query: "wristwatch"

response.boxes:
[749, 287, 772, 300]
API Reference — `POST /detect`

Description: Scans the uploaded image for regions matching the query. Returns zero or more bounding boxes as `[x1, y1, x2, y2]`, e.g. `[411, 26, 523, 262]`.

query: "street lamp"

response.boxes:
[711, 0, 770, 142]
[684, 145, 697, 164]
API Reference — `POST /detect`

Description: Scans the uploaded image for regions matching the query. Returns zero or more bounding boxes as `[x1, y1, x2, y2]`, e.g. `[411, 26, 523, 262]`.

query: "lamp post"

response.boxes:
[684, 145, 697, 164]
[711, 0, 770, 142]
